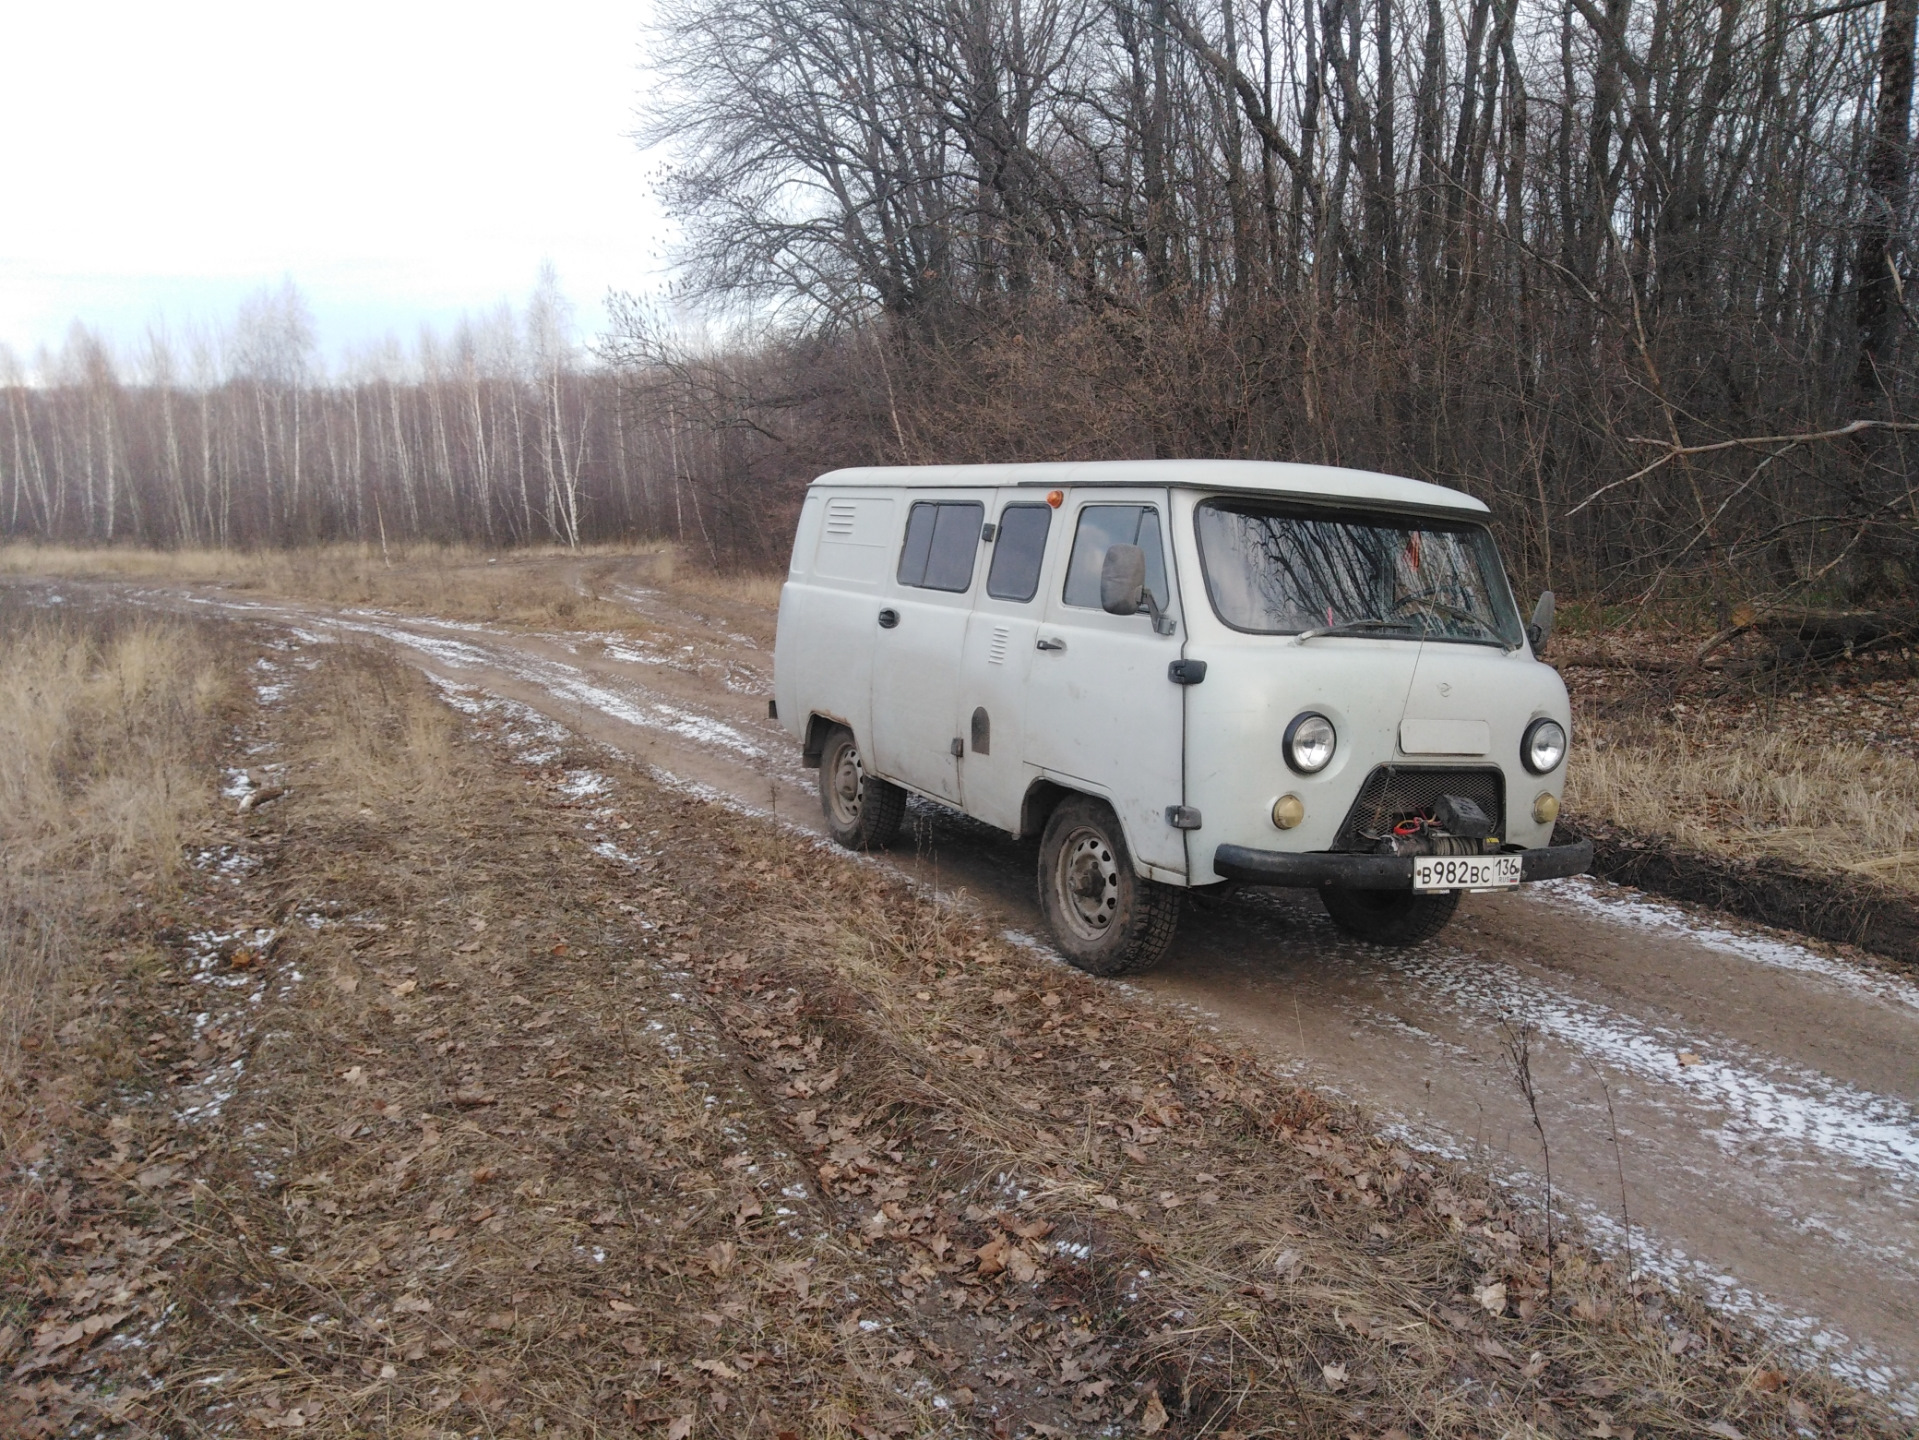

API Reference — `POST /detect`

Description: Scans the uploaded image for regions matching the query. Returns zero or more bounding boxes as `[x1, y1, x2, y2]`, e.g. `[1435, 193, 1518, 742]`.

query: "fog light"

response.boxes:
[1272, 794, 1305, 830]
[1532, 792, 1560, 826]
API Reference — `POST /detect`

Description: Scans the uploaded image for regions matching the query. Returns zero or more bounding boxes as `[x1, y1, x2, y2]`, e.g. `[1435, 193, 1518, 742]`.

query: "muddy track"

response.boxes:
[1565, 815, 1919, 975]
[45, 572, 1919, 1412]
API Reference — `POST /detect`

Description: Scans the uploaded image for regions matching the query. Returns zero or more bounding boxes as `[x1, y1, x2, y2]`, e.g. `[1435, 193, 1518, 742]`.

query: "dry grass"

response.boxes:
[1567, 722, 1919, 889]
[0, 599, 237, 1084]
[299, 643, 464, 814]
[0, 539, 746, 635]
[646, 544, 788, 610]
[0, 539, 658, 585]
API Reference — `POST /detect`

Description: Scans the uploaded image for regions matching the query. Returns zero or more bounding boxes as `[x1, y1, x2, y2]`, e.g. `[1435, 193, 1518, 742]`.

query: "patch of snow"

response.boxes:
[1385, 948, 1919, 1185]
[558, 769, 610, 800]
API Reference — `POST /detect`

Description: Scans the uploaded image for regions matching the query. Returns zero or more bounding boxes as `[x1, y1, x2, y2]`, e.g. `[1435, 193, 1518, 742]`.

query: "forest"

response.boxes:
[3, 0, 1916, 598]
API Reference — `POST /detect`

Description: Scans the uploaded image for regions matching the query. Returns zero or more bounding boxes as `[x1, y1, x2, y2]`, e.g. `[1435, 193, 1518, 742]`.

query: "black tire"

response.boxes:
[1319, 885, 1460, 946]
[1038, 796, 1180, 976]
[816, 725, 905, 850]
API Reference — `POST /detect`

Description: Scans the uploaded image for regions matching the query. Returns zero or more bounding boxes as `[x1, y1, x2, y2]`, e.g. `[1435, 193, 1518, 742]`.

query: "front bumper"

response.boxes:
[1213, 839, 1593, 891]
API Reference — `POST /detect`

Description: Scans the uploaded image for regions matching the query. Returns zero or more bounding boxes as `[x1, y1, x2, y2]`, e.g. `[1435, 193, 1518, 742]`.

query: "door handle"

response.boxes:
[1036, 636, 1066, 651]
[878, 608, 899, 629]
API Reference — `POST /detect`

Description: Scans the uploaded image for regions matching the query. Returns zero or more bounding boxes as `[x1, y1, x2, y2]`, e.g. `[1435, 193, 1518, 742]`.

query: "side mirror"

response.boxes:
[1100, 545, 1147, 616]
[1527, 590, 1556, 654]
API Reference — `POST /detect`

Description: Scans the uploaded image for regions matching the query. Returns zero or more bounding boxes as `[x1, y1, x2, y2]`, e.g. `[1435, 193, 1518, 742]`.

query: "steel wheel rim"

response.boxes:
[1055, 825, 1120, 940]
[828, 741, 865, 827]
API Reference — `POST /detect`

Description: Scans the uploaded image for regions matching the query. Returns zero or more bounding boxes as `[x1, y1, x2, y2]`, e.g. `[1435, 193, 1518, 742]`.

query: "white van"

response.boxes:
[772, 460, 1590, 974]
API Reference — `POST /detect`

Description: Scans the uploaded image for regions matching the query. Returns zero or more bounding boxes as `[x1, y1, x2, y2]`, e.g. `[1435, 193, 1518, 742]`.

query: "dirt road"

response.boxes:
[78, 566, 1919, 1410]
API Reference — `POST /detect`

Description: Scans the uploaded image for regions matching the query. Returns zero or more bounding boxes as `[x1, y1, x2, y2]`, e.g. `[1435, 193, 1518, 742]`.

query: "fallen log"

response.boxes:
[1693, 606, 1915, 669]
[1550, 648, 1697, 673]
[1752, 607, 1914, 661]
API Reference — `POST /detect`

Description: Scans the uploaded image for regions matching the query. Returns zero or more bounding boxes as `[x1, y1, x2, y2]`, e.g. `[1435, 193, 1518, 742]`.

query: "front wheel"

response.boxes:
[816, 725, 905, 851]
[1038, 796, 1180, 976]
[1319, 885, 1460, 946]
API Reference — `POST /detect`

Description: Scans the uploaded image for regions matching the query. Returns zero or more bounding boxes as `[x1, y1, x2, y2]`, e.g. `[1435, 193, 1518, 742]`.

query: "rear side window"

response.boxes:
[986, 504, 1052, 601]
[1062, 504, 1167, 611]
[898, 501, 985, 591]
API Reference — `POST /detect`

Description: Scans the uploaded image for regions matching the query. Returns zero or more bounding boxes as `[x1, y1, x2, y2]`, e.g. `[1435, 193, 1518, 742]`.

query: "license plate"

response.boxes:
[1413, 853, 1522, 891]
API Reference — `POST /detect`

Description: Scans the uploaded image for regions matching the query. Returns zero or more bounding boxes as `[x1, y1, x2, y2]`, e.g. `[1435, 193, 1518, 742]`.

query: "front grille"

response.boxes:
[1332, 765, 1505, 851]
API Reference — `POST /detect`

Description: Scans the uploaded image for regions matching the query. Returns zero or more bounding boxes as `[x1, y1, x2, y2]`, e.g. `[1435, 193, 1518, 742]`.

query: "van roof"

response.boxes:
[809, 459, 1489, 515]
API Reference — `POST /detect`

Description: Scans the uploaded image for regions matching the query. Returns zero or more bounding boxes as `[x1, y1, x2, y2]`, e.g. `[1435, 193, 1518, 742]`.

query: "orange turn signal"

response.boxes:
[1046, 489, 1064, 508]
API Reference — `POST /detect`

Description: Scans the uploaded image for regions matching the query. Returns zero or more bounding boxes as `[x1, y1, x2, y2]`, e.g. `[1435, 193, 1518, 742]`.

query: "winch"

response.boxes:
[1370, 793, 1499, 857]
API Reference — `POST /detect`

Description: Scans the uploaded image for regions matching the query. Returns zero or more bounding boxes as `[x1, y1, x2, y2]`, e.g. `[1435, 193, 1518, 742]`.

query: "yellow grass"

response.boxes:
[0, 539, 794, 630]
[1567, 723, 1919, 887]
[298, 643, 462, 815]
[0, 605, 237, 1081]
[645, 544, 788, 610]
[0, 539, 659, 584]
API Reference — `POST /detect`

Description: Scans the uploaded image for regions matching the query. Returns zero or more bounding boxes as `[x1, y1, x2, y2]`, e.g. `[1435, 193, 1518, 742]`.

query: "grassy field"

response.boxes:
[0, 540, 730, 635]
[1568, 720, 1919, 886]
[0, 599, 1888, 1436]
[0, 598, 239, 1086]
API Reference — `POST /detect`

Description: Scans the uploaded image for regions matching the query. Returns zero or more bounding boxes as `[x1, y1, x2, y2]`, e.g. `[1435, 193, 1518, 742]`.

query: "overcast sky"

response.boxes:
[0, 0, 672, 370]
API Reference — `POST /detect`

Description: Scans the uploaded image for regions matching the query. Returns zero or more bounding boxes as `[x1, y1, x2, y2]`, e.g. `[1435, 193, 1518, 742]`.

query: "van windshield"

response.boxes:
[1194, 498, 1523, 645]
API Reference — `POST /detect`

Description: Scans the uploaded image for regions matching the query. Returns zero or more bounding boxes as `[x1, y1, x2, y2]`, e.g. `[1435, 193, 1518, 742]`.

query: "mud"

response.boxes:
[29, 567, 1919, 1413]
[1566, 815, 1919, 975]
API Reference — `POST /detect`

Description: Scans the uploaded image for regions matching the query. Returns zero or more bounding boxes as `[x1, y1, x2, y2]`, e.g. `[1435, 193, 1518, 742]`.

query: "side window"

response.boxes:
[1062, 504, 1168, 611]
[985, 504, 1052, 602]
[897, 500, 985, 592]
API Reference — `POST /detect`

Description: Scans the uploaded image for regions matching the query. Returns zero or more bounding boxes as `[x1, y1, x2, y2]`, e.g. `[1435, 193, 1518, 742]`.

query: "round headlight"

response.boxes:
[1284, 713, 1337, 774]
[1523, 718, 1567, 775]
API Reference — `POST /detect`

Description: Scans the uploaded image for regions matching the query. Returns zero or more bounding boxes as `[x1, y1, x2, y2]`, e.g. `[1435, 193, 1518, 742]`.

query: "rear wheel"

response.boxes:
[816, 725, 905, 851]
[1319, 885, 1460, 946]
[1038, 796, 1180, 976]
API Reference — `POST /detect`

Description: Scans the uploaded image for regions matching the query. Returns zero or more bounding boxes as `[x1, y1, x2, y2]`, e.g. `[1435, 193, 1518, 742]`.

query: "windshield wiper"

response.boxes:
[1401, 598, 1504, 642]
[1293, 617, 1417, 643]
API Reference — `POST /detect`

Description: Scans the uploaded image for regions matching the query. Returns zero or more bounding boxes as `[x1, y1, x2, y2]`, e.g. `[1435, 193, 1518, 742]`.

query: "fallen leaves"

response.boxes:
[1138, 1387, 1170, 1433]
[246, 1403, 309, 1430]
[1000, 1214, 1053, 1240]
[0, 624, 1862, 1440]
[974, 1234, 1011, 1276]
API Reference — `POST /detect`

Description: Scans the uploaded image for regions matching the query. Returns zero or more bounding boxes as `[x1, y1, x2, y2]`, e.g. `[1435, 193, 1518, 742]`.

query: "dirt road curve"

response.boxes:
[81, 570, 1919, 1410]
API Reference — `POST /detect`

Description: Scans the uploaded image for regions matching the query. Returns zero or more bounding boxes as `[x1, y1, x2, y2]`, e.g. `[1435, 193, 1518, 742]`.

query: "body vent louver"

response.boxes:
[823, 498, 859, 539]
